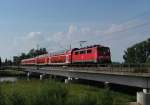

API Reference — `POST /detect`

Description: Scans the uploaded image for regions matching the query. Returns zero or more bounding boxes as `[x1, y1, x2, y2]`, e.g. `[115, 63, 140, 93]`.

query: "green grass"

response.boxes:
[0, 80, 135, 105]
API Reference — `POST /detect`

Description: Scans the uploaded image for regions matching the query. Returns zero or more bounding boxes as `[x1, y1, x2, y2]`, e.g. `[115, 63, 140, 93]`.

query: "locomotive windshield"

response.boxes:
[99, 47, 110, 55]
[100, 47, 110, 52]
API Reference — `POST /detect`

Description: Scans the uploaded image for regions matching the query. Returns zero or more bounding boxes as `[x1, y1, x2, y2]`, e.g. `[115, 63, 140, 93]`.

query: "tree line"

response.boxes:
[0, 57, 13, 68]
[123, 38, 150, 64]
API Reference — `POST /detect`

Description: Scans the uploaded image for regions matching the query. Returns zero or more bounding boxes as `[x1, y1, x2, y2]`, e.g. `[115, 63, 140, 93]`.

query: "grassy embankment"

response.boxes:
[0, 80, 135, 105]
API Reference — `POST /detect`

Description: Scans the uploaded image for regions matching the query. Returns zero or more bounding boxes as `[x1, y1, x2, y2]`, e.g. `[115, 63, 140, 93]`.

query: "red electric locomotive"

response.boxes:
[21, 44, 111, 66]
[72, 45, 111, 64]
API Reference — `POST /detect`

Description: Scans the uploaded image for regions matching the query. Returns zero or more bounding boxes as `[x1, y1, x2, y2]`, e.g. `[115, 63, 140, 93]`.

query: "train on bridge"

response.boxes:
[21, 45, 111, 66]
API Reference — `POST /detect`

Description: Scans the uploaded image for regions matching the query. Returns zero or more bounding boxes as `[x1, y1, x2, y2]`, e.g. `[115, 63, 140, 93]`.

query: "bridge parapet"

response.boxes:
[4, 63, 150, 74]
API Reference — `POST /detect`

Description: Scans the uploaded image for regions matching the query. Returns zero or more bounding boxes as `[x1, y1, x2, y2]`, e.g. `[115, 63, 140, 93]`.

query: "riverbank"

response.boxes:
[0, 70, 25, 77]
[0, 79, 135, 105]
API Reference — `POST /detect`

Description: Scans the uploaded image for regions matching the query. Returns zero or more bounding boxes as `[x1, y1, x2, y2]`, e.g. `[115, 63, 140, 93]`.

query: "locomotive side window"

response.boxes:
[80, 50, 86, 54]
[87, 49, 92, 54]
[75, 52, 79, 55]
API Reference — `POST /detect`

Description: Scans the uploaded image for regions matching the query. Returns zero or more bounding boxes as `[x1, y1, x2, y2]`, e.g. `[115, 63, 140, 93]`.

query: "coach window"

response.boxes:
[87, 49, 92, 54]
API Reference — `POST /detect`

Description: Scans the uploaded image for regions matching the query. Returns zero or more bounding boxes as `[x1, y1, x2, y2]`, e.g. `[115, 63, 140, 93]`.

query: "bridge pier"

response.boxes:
[137, 89, 150, 105]
[143, 89, 150, 93]
[27, 72, 30, 80]
[104, 81, 110, 89]
[39, 74, 47, 80]
[65, 77, 72, 84]
[40, 74, 43, 80]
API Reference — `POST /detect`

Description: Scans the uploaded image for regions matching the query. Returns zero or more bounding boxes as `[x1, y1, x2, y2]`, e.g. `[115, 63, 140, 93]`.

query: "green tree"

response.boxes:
[123, 38, 150, 64]
[4, 58, 12, 66]
[146, 56, 150, 64]
[0, 57, 2, 67]
[13, 56, 20, 65]
[4, 58, 8, 66]
[27, 48, 48, 58]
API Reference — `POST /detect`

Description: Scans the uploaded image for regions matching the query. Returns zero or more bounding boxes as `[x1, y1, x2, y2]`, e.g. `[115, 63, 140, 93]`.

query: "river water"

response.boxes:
[0, 77, 18, 82]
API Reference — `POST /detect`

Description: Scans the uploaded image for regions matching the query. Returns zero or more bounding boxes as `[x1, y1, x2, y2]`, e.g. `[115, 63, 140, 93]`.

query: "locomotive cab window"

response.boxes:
[87, 49, 92, 54]
[80, 50, 86, 54]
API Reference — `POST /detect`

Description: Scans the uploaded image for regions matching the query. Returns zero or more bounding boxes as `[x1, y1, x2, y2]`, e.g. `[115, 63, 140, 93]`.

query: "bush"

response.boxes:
[97, 90, 113, 105]
[0, 86, 6, 105]
[9, 91, 26, 105]
[66, 93, 97, 105]
[33, 81, 68, 105]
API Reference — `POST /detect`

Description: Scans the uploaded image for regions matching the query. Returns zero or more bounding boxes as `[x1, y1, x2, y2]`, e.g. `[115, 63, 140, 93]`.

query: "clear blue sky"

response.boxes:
[0, 0, 150, 62]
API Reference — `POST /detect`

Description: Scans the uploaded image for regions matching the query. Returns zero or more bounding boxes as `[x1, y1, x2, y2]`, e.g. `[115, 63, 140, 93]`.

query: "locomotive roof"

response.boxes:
[74, 45, 105, 51]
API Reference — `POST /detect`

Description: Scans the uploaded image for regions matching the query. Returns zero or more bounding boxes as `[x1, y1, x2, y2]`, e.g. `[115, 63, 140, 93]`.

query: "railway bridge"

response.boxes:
[7, 65, 150, 105]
